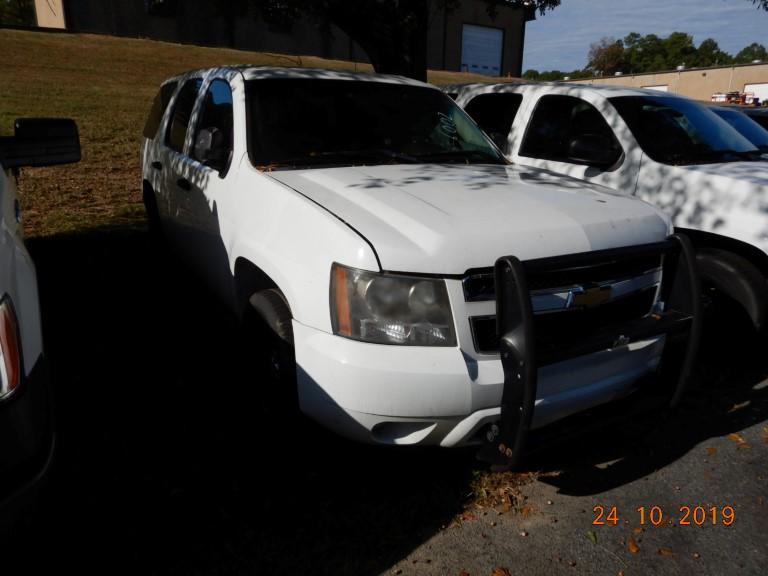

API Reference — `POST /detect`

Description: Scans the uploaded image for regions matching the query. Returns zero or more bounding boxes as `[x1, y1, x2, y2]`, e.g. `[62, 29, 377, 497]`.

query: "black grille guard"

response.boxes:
[477, 234, 702, 470]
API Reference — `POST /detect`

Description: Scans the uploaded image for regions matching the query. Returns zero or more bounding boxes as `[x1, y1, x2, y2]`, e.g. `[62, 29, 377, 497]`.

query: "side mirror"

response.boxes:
[194, 127, 228, 171]
[0, 118, 81, 169]
[567, 134, 619, 169]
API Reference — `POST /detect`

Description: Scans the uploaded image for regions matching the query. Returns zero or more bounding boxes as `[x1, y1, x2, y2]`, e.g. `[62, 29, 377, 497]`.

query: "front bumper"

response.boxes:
[0, 356, 55, 526]
[294, 235, 701, 458]
[294, 321, 665, 447]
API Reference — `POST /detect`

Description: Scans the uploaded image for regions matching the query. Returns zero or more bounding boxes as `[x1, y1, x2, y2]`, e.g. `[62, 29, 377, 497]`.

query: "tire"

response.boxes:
[244, 289, 298, 412]
[142, 186, 164, 246]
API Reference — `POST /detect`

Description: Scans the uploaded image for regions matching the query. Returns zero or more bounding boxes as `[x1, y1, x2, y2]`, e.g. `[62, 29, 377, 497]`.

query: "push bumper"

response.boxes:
[478, 234, 702, 469]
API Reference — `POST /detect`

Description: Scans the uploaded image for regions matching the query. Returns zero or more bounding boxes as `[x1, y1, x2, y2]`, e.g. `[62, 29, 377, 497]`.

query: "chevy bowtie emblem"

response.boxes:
[570, 285, 612, 308]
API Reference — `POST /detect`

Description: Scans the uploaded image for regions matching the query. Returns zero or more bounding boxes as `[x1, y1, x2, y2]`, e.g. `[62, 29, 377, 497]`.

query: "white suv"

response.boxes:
[141, 67, 699, 466]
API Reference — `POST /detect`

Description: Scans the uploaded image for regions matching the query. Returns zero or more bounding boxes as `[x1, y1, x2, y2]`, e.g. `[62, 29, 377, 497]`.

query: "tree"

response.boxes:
[693, 38, 732, 67]
[663, 31, 697, 68]
[734, 42, 768, 63]
[587, 37, 625, 75]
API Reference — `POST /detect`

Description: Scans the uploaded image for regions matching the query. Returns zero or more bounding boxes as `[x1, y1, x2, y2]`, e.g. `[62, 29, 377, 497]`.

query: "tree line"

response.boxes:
[525, 32, 768, 82]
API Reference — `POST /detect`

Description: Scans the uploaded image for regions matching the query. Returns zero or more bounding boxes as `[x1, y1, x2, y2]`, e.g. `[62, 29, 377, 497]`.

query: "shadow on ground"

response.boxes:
[6, 222, 768, 574]
[13, 224, 477, 575]
[527, 294, 768, 496]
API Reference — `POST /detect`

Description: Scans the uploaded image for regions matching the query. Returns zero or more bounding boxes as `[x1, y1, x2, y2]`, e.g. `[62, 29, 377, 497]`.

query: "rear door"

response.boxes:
[160, 76, 203, 252]
[142, 80, 178, 221]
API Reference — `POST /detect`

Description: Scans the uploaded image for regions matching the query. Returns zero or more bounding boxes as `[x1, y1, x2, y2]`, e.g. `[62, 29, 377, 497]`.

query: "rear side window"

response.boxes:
[166, 78, 203, 152]
[143, 81, 177, 139]
[464, 93, 522, 152]
[520, 95, 621, 165]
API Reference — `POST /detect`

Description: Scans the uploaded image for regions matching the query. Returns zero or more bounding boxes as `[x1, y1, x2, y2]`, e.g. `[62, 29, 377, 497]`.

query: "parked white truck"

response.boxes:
[141, 67, 699, 467]
[449, 83, 768, 333]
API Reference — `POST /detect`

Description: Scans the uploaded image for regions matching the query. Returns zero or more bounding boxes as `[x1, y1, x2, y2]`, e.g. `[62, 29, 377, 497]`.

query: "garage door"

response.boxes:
[461, 24, 503, 76]
[744, 83, 768, 102]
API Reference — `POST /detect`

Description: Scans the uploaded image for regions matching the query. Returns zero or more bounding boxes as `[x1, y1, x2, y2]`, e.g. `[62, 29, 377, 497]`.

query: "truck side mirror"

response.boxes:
[567, 134, 618, 169]
[194, 127, 227, 171]
[0, 118, 81, 169]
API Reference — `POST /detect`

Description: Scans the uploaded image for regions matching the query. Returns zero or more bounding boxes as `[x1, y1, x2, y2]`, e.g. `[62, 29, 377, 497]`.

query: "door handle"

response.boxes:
[177, 178, 191, 191]
[151, 161, 163, 171]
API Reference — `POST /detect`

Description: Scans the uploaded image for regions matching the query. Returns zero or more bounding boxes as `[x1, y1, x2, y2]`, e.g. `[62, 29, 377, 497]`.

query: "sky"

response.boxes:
[523, 0, 768, 72]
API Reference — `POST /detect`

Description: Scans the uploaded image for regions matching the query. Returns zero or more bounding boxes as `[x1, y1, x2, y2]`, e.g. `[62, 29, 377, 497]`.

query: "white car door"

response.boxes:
[160, 76, 204, 256]
[506, 91, 643, 194]
[142, 80, 179, 222]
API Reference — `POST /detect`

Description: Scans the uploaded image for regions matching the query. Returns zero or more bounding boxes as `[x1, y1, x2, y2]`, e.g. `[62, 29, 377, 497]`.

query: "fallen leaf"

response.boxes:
[737, 443, 752, 450]
[727, 401, 750, 413]
[521, 506, 532, 518]
[628, 536, 640, 554]
[728, 432, 746, 445]
[706, 447, 717, 456]
[633, 527, 644, 535]
[658, 547, 674, 557]
[587, 530, 598, 544]
[492, 568, 512, 576]
[459, 571, 471, 576]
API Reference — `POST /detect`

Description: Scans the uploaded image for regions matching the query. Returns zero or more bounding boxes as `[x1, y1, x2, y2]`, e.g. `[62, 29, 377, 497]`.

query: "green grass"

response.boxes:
[0, 28, 505, 237]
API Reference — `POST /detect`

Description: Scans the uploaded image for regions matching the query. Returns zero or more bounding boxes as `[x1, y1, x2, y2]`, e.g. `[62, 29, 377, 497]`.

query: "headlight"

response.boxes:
[331, 263, 456, 346]
[0, 296, 21, 401]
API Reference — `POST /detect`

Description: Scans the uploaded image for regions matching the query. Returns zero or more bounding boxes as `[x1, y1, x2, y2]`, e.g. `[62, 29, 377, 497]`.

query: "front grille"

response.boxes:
[463, 250, 662, 302]
[465, 242, 668, 362]
[470, 287, 657, 359]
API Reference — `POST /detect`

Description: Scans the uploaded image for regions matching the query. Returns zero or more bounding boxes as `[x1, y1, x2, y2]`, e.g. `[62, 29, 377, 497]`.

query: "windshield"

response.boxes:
[245, 79, 505, 169]
[711, 107, 768, 152]
[609, 96, 761, 165]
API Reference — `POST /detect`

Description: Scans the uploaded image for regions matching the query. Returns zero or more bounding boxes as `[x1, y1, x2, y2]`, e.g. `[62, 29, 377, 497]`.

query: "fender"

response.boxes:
[676, 228, 768, 331]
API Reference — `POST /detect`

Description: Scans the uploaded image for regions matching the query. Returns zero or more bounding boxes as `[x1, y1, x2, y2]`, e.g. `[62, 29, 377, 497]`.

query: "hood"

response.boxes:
[268, 164, 670, 274]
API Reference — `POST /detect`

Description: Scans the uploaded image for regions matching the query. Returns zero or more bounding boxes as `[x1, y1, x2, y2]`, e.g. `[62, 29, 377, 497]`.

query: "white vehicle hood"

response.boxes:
[268, 164, 670, 274]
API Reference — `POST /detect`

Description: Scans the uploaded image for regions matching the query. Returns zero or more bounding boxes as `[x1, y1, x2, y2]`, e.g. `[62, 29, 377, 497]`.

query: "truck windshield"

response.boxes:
[609, 95, 761, 165]
[711, 107, 768, 153]
[245, 79, 505, 169]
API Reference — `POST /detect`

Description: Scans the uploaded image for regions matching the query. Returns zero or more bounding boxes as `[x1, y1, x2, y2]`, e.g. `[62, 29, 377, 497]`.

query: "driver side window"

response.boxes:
[192, 79, 234, 174]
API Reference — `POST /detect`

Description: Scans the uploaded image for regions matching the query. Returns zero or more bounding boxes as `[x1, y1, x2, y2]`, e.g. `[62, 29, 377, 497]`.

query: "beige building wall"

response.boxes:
[567, 62, 768, 101]
[34, 0, 66, 29]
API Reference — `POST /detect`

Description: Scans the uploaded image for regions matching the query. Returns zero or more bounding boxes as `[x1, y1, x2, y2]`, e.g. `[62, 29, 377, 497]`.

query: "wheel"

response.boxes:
[243, 289, 298, 412]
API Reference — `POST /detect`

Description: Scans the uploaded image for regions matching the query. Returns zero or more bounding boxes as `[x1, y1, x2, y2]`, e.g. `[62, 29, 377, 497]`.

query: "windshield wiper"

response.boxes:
[414, 149, 505, 164]
[257, 149, 419, 169]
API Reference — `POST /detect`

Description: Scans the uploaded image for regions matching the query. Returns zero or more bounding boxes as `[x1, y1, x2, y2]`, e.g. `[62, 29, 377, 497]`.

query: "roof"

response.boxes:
[451, 81, 691, 100]
[164, 65, 436, 89]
